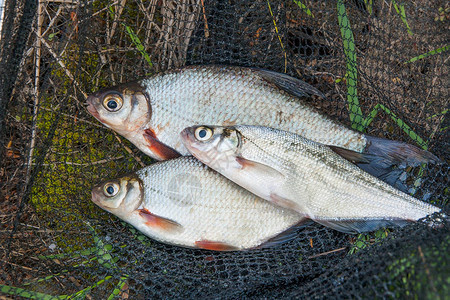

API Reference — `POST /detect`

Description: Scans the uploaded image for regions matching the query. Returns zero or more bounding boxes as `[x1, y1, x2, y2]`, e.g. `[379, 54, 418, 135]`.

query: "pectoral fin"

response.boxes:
[315, 219, 410, 234]
[235, 156, 285, 180]
[143, 129, 181, 160]
[195, 240, 239, 251]
[270, 193, 302, 212]
[139, 208, 183, 233]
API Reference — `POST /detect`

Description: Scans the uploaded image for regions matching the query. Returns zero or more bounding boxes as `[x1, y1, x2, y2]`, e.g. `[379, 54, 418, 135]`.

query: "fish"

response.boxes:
[91, 156, 307, 251]
[180, 125, 442, 234]
[85, 65, 441, 191]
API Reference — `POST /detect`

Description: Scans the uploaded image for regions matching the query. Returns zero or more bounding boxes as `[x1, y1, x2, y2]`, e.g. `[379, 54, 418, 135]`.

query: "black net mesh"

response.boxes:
[1, 0, 448, 298]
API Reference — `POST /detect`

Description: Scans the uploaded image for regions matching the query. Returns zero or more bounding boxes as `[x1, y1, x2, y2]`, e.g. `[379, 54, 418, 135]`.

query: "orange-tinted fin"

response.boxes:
[195, 240, 239, 251]
[143, 129, 181, 160]
[270, 193, 302, 213]
[139, 208, 183, 233]
[257, 218, 311, 249]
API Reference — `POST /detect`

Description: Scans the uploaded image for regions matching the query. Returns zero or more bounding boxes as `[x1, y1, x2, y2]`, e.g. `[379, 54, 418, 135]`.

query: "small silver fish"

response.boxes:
[180, 125, 441, 234]
[91, 156, 306, 251]
[85, 65, 440, 190]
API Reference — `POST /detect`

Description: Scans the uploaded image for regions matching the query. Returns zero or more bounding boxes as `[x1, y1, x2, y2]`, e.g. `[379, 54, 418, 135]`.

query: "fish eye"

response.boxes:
[194, 126, 213, 141]
[103, 182, 120, 197]
[102, 94, 123, 112]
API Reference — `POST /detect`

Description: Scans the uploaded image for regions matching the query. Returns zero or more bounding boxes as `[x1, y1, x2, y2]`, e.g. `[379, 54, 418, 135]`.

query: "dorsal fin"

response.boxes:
[252, 68, 325, 99]
[329, 145, 372, 164]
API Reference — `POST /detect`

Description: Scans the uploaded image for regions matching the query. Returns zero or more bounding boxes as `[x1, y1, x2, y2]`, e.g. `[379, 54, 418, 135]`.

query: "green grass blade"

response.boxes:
[426, 108, 448, 120]
[68, 276, 112, 299]
[107, 275, 129, 300]
[0, 284, 68, 299]
[363, 0, 373, 15]
[123, 25, 153, 68]
[363, 103, 427, 149]
[108, 6, 153, 68]
[267, 0, 287, 72]
[405, 44, 450, 63]
[392, 0, 412, 35]
[38, 246, 102, 260]
[337, 0, 364, 132]
[292, 0, 314, 17]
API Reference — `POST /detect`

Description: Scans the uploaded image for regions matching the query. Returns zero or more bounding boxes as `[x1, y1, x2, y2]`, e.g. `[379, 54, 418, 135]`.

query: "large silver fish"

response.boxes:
[180, 125, 442, 234]
[91, 156, 306, 251]
[85, 65, 440, 190]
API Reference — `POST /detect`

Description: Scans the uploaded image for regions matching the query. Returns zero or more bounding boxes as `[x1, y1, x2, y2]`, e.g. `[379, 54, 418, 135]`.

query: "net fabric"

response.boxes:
[0, 0, 448, 298]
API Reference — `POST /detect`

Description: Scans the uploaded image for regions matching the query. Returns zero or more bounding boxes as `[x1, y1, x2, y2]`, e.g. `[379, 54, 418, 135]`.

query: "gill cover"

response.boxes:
[86, 81, 151, 134]
[92, 174, 143, 216]
[181, 126, 242, 170]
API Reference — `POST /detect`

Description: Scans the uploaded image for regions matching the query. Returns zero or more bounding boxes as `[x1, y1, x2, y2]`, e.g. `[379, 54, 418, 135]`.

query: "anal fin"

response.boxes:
[195, 240, 239, 251]
[315, 219, 410, 234]
[143, 129, 181, 160]
[139, 208, 183, 233]
[257, 218, 312, 249]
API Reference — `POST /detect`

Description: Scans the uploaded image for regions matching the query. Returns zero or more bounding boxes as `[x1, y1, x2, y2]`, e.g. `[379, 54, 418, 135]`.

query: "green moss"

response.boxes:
[29, 40, 138, 252]
[387, 235, 449, 298]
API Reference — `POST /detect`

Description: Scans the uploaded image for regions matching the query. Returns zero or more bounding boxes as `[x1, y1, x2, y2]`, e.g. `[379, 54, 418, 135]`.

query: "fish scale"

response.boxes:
[143, 66, 365, 155]
[181, 125, 441, 234]
[91, 156, 304, 251]
[238, 126, 438, 220]
[86, 65, 440, 190]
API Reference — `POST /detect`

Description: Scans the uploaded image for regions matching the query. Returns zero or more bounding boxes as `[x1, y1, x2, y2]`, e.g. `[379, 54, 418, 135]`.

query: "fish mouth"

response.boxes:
[85, 96, 101, 120]
[91, 185, 103, 206]
[180, 127, 214, 163]
[180, 127, 196, 149]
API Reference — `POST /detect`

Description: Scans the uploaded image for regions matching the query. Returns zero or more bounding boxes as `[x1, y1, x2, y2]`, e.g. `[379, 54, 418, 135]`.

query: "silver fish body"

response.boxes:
[181, 125, 441, 234]
[87, 66, 365, 160]
[141, 66, 365, 154]
[86, 65, 440, 190]
[91, 156, 305, 251]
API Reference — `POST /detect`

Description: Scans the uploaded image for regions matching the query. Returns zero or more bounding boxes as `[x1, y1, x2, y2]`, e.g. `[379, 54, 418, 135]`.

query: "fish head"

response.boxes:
[180, 125, 242, 172]
[86, 81, 151, 137]
[91, 173, 143, 218]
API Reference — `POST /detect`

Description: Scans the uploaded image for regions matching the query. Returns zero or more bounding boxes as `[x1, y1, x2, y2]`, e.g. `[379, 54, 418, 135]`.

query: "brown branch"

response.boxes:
[418, 245, 438, 295]
[308, 247, 347, 259]
[113, 132, 146, 167]
[41, 38, 88, 99]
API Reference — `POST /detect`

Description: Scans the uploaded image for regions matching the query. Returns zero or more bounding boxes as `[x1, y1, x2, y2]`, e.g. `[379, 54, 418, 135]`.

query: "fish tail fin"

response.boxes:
[364, 135, 442, 167]
[329, 136, 442, 193]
